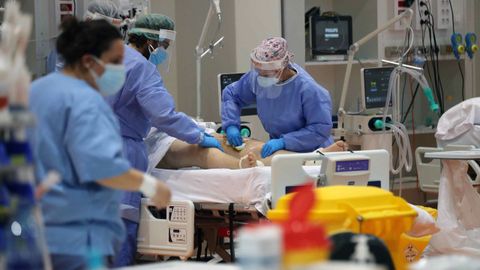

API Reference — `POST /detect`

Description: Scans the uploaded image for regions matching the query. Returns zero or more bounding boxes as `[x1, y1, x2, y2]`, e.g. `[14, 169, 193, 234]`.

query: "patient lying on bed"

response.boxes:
[147, 128, 347, 171]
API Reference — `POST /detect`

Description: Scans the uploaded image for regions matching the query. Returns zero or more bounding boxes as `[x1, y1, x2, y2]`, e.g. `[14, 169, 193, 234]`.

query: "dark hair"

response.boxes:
[127, 33, 149, 49]
[57, 17, 122, 66]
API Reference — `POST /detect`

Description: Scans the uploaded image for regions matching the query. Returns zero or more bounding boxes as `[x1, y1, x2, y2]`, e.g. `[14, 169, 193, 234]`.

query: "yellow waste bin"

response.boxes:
[267, 186, 435, 270]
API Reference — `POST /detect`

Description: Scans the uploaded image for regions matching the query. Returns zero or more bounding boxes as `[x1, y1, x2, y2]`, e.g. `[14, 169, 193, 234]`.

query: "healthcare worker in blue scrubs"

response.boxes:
[29, 18, 171, 270]
[98, 12, 223, 266]
[222, 37, 334, 158]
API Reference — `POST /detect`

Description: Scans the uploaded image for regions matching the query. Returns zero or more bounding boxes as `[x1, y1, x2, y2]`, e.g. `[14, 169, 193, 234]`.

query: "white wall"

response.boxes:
[174, 0, 237, 121]
[282, 0, 305, 66]
[234, 0, 282, 71]
[171, 0, 281, 122]
[233, 0, 281, 140]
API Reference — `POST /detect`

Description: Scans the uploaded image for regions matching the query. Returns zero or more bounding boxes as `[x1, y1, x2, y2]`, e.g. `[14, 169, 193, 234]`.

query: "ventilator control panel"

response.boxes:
[169, 228, 187, 244]
[137, 199, 195, 257]
[169, 205, 188, 223]
[320, 154, 371, 187]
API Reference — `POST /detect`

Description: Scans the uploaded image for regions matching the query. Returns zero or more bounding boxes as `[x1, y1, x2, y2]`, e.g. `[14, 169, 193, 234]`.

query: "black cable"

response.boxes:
[228, 203, 235, 262]
[432, 35, 446, 111]
[425, 16, 445, 113]
[458, 61, 465, 101]
[418, 18, 441, 119]
[416, 1, 445, 117]
[401, 83, 420, 124]
[448, 0, 455, 33]
[426, 17, 442, 102]
[196, 228, 202, 261]
[424, 1, 446, 113]
[428, 8, 446, 113]
[426, 25, 444, 112]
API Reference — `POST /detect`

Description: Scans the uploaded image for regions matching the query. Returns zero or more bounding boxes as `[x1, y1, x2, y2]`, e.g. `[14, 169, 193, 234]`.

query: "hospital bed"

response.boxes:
[137, 150, 389, 262]
[416, 145, 480, 195]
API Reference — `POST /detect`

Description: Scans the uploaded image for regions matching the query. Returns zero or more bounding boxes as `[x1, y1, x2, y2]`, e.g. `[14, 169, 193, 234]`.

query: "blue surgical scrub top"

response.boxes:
[105, 45, 203, 222]
[105, 45, 202, 145]
[222, 63, 334, 152]
[29, 73, 131, 256]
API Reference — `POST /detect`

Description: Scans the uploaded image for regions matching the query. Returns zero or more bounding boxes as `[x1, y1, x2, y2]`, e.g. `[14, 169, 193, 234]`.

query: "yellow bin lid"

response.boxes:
[267, 186, 417, 239]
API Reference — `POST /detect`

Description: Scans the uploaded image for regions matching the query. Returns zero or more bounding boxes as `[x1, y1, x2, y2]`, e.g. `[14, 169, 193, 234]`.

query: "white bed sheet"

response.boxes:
[150, 166, 321, 215]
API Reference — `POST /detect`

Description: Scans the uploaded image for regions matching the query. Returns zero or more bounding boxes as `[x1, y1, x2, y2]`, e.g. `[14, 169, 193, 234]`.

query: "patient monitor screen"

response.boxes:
[314, 19, 351, 54]
[362, 67, 394, 110]
[219, 73, 257, 116]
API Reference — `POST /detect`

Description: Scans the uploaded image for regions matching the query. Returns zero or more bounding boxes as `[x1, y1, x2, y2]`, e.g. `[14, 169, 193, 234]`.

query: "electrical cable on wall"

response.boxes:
[417, 0, 445, 115]
[425, 0, 444, 111]
[448, 0, 455, 33]
[458, 61, 465, 101]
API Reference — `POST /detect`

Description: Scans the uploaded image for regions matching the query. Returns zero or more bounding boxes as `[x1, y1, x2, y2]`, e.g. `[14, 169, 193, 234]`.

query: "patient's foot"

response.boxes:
[239, 152, 259, 169]
[321, 140, 348, 152]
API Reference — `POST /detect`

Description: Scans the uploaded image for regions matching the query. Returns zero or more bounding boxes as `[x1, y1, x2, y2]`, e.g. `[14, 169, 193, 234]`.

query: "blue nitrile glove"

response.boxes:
[226, 126, 243, 147]
[199, 133, 224, 152]
[261, 138, 285, 158]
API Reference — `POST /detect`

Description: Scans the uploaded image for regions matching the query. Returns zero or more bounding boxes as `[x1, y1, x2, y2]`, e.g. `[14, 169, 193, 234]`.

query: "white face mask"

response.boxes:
[256, 68, 283, 88]
[89, 57, 126, 96]
[257, 75, 279, 87]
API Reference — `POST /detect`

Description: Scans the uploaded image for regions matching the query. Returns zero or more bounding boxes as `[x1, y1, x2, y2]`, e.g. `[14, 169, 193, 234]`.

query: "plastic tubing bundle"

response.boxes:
[381, 66, 429, 174]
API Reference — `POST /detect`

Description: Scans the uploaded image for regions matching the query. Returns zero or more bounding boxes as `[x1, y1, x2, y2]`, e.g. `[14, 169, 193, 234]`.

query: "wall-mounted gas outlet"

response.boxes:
[436, 0, 452, 30]
[416, 0, 428, 30]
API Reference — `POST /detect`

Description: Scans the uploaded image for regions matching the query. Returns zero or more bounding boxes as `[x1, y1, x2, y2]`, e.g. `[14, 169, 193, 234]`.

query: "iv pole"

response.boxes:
[337, 8, 414, 129]
[195, 0, 224, 121]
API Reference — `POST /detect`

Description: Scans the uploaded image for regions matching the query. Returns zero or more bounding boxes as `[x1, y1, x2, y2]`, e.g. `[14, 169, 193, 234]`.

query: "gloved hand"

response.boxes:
[261, 138, 285, 158]
[199, 133, 224, 152]
[226, 126, 243, 147]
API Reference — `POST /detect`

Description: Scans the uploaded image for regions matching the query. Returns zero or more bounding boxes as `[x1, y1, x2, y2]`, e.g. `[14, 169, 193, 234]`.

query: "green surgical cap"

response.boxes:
[129, 14, 175, 41]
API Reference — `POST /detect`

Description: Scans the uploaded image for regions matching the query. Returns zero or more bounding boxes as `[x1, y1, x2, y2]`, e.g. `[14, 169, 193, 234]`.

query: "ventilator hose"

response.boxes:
[386, 122, 413, 174]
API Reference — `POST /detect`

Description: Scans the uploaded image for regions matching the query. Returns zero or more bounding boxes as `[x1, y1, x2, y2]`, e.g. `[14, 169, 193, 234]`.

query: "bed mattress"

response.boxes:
[150, 166, 321, 215]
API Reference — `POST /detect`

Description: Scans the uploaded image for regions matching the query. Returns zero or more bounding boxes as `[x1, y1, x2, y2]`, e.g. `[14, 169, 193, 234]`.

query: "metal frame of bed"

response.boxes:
[137, 150, 390, 262]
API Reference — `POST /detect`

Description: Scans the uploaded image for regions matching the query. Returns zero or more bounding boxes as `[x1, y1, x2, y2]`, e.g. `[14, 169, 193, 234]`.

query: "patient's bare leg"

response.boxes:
[214, 135, 292, 166]
[157, 140, 258, 169]
[158, 135, 348, 169]
[236, 139, 348, 166]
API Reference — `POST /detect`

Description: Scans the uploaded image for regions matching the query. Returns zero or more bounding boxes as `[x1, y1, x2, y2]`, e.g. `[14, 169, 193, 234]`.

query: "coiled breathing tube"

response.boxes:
[380, 66, 436, 174]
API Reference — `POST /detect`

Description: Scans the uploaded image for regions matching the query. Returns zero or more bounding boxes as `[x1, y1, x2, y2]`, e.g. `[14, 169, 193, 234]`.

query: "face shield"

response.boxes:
[140, 28, 175, 73]
[157, 29, 176, 73]
[249, 52, 288, 99]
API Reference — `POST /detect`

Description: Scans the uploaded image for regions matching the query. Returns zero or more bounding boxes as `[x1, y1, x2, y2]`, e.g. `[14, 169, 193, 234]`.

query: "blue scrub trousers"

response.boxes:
[114, 137, 148, 267]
